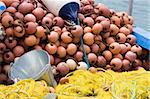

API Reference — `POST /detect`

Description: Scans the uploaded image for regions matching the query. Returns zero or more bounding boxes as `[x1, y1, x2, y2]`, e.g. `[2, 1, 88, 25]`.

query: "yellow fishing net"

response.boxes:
[0, 79, 49, 99]
[56, 68, 150, 99]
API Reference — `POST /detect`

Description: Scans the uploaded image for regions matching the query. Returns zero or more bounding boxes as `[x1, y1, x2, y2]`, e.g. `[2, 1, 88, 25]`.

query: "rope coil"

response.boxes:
[56, 68, 150, 99]
[0, 79, 49, 99]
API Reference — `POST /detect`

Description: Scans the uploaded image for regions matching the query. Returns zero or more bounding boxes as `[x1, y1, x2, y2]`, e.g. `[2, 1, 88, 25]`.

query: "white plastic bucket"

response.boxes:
[9, 50, 57, 86]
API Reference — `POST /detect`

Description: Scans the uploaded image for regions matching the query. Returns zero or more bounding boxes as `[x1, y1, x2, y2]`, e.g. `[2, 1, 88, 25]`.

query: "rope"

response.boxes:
[77, 19, 90, 69]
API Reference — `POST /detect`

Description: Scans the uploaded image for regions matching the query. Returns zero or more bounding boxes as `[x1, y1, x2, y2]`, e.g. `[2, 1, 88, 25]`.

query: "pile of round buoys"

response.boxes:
[0, 0, 149, 84]
[56, 68, 150, 99]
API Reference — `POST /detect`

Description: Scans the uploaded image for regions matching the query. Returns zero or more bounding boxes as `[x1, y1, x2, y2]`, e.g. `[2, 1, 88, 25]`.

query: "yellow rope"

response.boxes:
[0, 79, 49, 99]
[56, 68, 150, 99]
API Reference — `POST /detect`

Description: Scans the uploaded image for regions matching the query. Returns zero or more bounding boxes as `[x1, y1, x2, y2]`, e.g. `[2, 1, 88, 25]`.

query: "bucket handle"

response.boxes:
[8, 62, 13, 81]
[8, 62, 21, 83]
[46, 64, 57, 87]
